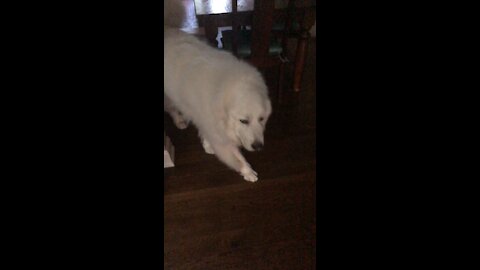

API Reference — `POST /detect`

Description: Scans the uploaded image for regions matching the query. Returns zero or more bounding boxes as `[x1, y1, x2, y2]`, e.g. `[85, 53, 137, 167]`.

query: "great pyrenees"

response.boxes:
[164, 27, 272, 182]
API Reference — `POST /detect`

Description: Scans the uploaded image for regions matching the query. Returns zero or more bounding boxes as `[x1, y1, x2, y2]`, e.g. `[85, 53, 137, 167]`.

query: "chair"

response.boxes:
[221, 0, 314, 95]
[220, 0, 289, 103]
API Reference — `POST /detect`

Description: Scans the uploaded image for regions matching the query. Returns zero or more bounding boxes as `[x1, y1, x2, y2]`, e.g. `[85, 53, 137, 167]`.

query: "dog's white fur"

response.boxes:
[164, 27, 272, 182]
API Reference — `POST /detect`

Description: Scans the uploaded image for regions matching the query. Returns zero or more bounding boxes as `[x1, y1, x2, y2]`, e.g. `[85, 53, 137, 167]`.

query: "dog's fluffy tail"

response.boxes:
[164, 0, 186, 28]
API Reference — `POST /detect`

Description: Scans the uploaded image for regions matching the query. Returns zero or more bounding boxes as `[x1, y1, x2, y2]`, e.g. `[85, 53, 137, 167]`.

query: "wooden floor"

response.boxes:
[164, 14, 316, 269]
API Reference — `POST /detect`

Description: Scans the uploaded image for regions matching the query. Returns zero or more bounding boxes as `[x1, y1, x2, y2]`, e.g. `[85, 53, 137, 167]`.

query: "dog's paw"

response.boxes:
[202, 139, 215, 155]
[174, 119, 189, 130]
[240, 167, 258, 182]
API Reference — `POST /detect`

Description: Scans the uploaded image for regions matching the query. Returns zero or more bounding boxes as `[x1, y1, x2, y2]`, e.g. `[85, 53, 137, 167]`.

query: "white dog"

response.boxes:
[164, 27, 272, 182]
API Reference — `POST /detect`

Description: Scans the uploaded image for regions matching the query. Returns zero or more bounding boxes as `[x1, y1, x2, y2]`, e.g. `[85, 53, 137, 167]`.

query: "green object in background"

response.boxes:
[221, 29, 283, 58]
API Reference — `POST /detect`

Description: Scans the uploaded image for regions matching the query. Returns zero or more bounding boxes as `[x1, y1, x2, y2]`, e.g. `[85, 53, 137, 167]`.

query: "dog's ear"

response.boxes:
[217, 89, 234, 126]
[266, 99, 272, 116]
[221, 88, 237, 117]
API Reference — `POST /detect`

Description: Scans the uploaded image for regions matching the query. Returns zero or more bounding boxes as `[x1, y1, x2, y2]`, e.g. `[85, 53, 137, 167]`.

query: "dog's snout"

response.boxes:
[251, 141, 263, 151]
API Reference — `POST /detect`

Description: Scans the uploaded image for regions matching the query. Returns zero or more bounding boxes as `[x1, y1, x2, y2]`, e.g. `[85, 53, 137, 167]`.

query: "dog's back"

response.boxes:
[164, 28, 263, 129]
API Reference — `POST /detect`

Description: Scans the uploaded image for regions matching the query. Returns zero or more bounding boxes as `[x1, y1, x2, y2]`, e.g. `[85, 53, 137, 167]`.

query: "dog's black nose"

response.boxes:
[251, 141, 263, 151]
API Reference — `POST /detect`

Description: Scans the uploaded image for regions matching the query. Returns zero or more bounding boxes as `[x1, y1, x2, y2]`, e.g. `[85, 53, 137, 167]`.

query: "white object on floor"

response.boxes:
[164, 131, 175, 168]
[310, 20, 316, 37]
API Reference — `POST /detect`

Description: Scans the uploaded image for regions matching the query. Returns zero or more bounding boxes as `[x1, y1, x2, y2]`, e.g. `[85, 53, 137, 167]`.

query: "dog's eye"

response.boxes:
[259, 117, 264, 122]
[240, 119, 249, 125]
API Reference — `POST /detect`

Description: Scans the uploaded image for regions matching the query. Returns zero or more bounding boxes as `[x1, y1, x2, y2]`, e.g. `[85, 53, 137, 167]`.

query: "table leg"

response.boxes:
[204, 16, 219, 47]
[293, 29, 309, 92]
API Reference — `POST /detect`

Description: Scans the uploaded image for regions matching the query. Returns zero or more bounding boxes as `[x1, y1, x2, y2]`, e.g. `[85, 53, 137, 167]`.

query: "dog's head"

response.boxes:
[223, 78, 272, 152]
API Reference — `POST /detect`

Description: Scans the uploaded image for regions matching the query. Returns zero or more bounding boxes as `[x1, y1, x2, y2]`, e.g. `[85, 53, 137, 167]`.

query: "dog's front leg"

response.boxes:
[232, 149, 258, 182]
[200, 137, 215, 155]
[212, 144, 258, 182]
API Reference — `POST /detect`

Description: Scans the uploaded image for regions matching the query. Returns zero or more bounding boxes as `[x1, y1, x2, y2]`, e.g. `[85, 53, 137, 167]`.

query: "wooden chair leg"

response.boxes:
[293, 31, 310, 92]
[277, 62, 285, 105]
[204, 16, 219, 47]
